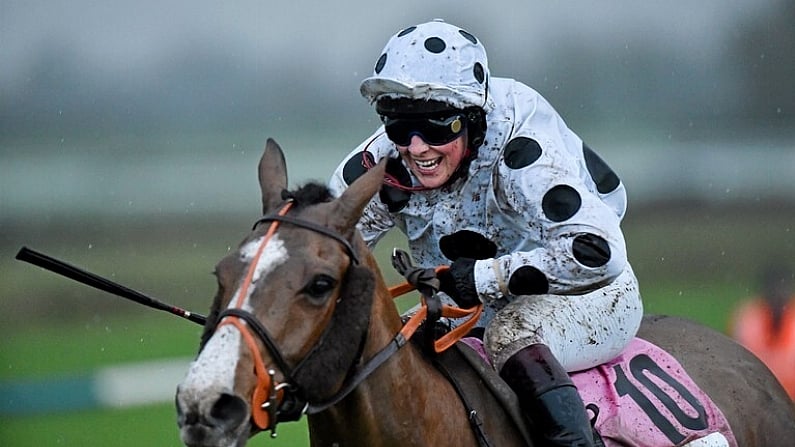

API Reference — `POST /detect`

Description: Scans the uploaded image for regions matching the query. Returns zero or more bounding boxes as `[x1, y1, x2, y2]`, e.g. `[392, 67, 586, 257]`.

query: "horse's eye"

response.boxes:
[302, 274, 338, 302]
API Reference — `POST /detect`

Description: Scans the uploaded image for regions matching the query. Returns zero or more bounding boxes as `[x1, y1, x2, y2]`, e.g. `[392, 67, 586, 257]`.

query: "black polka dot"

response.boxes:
[379, 156, 413, 212]
[397, 26, 416, 37]
[439, 230, 497, 261]
[508, 266, 549, 295]
[342, 152, 368, 185]
[503, 137, 542, 169]
[542, 185, 581, 222]
[572, 233, 611, 267]
[459, 29, 478, 44]
[374, 53, 387, 74]
[424, 37, 446, 53]
[473, 62, 485, 83]
[583, 143, 620, 194]
[380, 186, 411, 212]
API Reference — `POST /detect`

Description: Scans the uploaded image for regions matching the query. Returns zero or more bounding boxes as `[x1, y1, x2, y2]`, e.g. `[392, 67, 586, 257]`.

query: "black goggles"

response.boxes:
[382, 114, 466, 146]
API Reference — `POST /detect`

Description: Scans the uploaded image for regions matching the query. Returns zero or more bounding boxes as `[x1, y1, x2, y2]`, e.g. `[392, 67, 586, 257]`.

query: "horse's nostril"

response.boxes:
[209, 393, 248, 429]
[175, 393, 199, 427]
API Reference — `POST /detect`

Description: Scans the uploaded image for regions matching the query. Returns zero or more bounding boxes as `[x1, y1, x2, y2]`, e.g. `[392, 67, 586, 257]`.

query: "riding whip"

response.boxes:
[15, 246, 206, 325]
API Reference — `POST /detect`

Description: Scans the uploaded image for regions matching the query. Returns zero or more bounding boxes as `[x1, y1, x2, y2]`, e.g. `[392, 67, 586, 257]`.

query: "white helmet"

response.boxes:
[360, 19, 492, 112]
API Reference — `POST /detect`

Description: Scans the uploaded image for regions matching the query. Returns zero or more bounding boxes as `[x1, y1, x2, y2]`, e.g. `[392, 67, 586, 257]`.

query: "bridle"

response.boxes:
[209, 200, 370, 435]
[210, 200, 483, 437]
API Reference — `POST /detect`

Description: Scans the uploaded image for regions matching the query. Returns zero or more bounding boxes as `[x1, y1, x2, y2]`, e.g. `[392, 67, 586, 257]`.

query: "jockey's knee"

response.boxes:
[484, 269, 643, 372]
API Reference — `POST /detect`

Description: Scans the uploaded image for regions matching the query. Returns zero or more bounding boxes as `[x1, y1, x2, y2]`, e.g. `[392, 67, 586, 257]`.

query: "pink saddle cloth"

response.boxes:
[462, 337, 737, 447]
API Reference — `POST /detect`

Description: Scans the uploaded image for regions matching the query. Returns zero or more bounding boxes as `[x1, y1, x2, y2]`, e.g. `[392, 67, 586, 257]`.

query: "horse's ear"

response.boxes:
[333, 158, 386, 232]
[258, 138, 288, 213]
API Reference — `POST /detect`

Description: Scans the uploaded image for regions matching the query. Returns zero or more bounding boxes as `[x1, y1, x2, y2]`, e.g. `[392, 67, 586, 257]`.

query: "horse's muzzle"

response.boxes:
[176, 387, 251, 447]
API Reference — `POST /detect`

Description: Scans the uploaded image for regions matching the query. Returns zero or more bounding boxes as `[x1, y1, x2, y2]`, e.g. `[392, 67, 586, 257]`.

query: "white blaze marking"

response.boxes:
[180, 234, 289, 396]
[180, 324, 241, 396]
[237, 235, 288, 310]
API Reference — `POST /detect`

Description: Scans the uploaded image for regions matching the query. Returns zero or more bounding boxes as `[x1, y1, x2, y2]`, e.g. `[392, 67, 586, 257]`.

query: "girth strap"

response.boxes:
[439, 343, 536, 447]
[432, 346, 494, 447]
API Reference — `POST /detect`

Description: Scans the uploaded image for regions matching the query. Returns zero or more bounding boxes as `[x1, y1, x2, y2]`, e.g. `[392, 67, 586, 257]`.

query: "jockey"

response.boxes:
[329, 19, 644, 446]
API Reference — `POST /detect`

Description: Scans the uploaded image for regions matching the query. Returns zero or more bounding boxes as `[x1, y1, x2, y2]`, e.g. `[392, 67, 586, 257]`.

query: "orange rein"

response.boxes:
[390, 266, 484, 353]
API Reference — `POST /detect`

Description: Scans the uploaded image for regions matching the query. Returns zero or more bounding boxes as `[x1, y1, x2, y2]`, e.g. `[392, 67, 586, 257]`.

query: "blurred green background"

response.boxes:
[2, 1, 794, 445]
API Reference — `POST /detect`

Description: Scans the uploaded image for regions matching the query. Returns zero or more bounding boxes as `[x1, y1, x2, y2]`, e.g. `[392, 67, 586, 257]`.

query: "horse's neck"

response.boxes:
[308, 348, 454, 446]
[307, 281, 467, 446]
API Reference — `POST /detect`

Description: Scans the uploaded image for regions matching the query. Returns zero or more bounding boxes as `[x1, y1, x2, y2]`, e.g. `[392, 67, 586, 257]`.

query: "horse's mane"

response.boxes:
[281, 182, 334, 209]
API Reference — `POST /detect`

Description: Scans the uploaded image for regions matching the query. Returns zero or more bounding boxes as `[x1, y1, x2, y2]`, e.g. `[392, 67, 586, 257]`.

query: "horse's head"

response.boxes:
[176, 139, 386, 446]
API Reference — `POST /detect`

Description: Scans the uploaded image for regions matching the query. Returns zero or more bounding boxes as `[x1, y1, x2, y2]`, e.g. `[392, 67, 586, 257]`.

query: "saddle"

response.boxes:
[426, 335, 738, 447]
[392, 251, 736, 446]
[426, 337, 534, 447]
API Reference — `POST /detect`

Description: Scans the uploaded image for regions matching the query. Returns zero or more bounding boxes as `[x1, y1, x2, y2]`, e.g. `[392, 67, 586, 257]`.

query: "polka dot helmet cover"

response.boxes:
[360, 19, 493, 112]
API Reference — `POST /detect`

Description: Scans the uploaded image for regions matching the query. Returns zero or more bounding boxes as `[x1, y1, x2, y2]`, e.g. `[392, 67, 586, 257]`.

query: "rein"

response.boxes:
[212, 200, 483, 437]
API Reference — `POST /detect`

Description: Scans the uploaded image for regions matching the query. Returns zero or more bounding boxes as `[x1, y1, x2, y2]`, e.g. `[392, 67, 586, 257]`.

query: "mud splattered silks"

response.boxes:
[329, 77, 643, 372]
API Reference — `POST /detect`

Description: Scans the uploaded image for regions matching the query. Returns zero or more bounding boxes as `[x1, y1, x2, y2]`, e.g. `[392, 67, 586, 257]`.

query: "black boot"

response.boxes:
[499, 344, 595, 447]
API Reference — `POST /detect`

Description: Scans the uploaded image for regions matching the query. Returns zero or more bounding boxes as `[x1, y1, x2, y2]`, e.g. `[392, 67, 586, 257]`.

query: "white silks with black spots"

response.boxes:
[329, 20, 642, 373]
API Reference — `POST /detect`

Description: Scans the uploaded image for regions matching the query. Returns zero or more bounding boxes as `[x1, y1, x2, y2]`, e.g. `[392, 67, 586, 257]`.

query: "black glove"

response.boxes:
[438, 257, 481, 308]
[391, 249, 439, 297]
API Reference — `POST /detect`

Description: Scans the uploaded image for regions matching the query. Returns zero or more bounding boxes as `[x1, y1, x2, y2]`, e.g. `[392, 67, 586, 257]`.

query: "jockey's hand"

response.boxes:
[391, 249, 439, 297]
[438, 257, 481, 309]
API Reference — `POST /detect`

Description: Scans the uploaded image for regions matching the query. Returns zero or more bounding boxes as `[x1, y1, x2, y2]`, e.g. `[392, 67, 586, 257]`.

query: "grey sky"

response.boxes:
[1, 0, 792, 217]
[1, 0, 771, 85]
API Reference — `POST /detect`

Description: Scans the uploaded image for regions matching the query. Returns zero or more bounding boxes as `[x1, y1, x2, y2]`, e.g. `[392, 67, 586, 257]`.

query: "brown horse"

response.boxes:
[176, 139, 795, 447]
